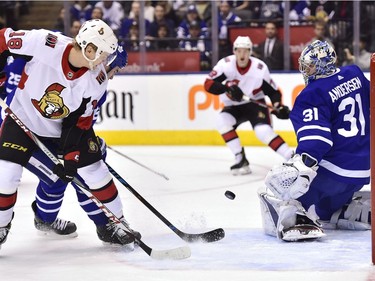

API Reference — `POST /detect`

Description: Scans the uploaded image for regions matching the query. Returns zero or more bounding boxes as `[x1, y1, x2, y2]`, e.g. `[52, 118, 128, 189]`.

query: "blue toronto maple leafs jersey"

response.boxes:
[290, 64, 370, 184]
[1, 56, 26, 99]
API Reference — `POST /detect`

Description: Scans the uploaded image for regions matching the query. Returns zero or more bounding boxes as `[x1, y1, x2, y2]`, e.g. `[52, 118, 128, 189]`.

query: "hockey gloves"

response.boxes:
[109, 45, 128, 70]
[271, 104, 290, 119]
[226, 85, 244, 102]
[53, 150, 80, 183]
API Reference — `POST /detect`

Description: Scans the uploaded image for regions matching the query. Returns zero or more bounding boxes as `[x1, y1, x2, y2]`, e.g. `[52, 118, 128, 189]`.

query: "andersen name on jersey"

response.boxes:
[290, 64, 370, 184]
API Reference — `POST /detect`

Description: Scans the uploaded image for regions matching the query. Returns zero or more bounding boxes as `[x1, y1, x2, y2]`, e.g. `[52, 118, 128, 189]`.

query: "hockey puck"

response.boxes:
[225, 190, 236, 200]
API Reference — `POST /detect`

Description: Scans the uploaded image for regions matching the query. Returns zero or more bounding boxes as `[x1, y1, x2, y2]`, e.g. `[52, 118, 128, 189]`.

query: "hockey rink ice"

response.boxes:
[0, 145, 374, 281]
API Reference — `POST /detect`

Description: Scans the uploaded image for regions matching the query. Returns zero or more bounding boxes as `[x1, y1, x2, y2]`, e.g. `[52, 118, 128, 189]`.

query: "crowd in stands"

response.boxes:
[1, 1, 375, 71]
[0, 1, 30, 30]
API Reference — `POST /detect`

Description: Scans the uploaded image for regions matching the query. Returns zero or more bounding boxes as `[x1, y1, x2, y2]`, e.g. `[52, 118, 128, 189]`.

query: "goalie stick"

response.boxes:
[107, 146, 169, 180]
[106, 162, 225, 243]
[0, 98, 191, 260]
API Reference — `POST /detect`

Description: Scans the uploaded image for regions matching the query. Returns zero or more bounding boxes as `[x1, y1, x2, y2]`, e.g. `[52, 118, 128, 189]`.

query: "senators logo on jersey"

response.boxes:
[45, 33, 58, 48]
[31, 83, 70, 119]
[88, 138, 99, 153]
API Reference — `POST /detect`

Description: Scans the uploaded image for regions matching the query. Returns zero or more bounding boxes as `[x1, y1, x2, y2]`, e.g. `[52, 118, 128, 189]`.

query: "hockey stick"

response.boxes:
[242, 96, 278, 111]
[0, 98, 190, 260]
[107, 146, 169, 180]
[106, 162, 225, 243]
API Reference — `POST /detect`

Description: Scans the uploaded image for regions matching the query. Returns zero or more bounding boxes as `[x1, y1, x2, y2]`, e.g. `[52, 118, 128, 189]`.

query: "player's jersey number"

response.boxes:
[302, 93, 365, 138]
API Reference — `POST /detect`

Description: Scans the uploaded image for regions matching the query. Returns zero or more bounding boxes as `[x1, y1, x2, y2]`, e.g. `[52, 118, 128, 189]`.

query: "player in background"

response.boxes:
[204, 36, 293, 175]
[258, 40, 370, 242]
[0, 19, 140, 250]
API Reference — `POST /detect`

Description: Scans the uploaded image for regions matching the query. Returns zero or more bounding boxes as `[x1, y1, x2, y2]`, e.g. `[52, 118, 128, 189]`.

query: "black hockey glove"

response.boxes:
[53, 150, 80, 183]
[226, 85, 244, 102]
[271, 105, 290, 119]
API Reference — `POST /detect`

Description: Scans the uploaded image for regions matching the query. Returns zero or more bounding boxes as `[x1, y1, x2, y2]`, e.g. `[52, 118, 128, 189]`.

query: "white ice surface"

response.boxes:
[0, 146, 374, 281]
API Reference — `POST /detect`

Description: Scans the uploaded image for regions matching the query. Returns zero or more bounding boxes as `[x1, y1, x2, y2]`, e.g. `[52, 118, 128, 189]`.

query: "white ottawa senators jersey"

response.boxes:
[206, 55, 277, 106]
[0, 28, 109, 138]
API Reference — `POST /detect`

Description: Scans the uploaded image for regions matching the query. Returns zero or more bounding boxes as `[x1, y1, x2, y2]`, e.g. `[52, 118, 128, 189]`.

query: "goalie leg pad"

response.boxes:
[323, 194, 371, 230]
[258, 187, 325, 241]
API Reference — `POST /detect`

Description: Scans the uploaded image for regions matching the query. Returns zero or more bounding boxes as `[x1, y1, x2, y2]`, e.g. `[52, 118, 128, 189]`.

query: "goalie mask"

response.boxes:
[298, 40, 337, 85]
[76, 19, 118, 70]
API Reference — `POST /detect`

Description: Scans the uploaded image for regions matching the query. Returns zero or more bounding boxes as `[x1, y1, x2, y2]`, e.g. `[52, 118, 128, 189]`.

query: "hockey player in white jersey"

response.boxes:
[259, 40, 371, 242]
[0, 20, 140, 249]
[204, 36, 293, 175]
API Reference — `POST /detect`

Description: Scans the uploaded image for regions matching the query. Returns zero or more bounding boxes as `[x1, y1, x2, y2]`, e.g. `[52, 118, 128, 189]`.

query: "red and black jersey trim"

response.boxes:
[91, 180, 118, 203]
[222, 130, 239, 143]
[61, 44, 88, 80]
[0, 192, 17, 210]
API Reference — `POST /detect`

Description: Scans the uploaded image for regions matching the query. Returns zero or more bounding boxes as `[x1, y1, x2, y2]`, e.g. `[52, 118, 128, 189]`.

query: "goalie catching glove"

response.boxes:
[271, 102, 290, 119]
[265, 153, 318, 201]
[53, 150, 80, 183]
[226, 85, 244, 102]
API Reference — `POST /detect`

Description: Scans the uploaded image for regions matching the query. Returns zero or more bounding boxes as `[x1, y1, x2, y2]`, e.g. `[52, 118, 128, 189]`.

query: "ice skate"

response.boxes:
[281, 215, 326, 242]
[230, 148, 251, 175]
[96, 218, 141, 250]
[0, 220, 12, 249]
[32, 201, 78, 238]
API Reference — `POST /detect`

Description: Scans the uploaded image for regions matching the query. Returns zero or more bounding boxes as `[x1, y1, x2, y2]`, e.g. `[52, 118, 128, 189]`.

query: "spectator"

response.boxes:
[179, 20, 211, 70]
[259, 0, 283, 21]
[70, 1, 93, 24]
[308, 0, 336, 23]
[228, 0, 253, 20]
[91, 6, 104, 20]
[149, 3, 176, 38]
[306, 20, 334, 47]
[253, 21, 284, 70]
[342, 36, 372, 71]
[123, 20, 151, 51]
[157, 1, 180, 28]
[150, 23, 177, 50]
[119, 1, 150, 40]
[218, 1, 242, 59]
[54, 6, 65, 33]
[289, 0, 311, 22]
[129, 0, 155, 23]
[0, 1, 18, 29]
[95, 0, 124, 34]
[69, 20, 82, 37]
[0, 16, 4, 29]
[218, 1, 242, 41]
[177, 4, 208, 39]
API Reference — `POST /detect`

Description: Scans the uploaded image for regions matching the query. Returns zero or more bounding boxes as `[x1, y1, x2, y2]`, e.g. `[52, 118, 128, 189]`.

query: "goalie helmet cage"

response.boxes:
[371, 53, 375, 265]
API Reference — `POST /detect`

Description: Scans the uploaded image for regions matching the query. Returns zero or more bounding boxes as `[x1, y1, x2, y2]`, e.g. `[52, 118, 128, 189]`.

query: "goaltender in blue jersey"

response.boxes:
[291, 59, 370, 185]
[258, 40, 371, 242]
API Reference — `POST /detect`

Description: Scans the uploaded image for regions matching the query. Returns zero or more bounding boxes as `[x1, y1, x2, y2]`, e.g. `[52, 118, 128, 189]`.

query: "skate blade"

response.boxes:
[282, 225, 326, 242]
[36, 230, 78, 239]
[231, 166, 252, 176]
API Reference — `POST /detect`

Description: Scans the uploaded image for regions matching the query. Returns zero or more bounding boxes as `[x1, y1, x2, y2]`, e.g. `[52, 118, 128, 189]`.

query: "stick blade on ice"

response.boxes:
[150, 246, 191, 260]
